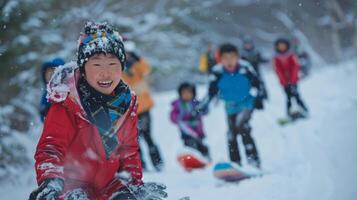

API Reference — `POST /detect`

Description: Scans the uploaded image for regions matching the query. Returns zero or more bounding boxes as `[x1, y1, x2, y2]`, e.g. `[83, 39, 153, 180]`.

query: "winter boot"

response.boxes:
[241, 125, 261, 169]
[227, 131, 242, 166]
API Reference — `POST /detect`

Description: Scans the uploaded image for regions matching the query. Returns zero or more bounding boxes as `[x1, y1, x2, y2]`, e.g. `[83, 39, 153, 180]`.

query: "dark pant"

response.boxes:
[227, 109, 260, 167]
[181, 134, 210, 158]
[284, 85, 308, 116]
[138, 111, 163, 171]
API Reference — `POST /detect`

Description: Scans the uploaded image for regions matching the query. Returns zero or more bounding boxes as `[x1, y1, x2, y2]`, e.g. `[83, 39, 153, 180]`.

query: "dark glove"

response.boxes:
[254, 96, 264, 110]
[259, 82, 268, 100]
[129, 182, 168, 200]
[253, 85, 265, 110]
[208, 80, 219, 101]
[109, 187, 136, 200]
[63, 188, 90, 200]
[29, 178, 64, 200]
[197, 99, 209, 115]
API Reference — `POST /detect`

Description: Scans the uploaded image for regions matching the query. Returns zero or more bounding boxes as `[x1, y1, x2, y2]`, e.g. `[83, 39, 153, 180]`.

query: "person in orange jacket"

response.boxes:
[198, 43, 217, 74]
[122, 48, 164, 171]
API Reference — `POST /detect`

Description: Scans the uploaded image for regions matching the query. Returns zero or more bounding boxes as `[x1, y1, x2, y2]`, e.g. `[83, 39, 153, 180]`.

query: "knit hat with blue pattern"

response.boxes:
[77, 21, 126, 73]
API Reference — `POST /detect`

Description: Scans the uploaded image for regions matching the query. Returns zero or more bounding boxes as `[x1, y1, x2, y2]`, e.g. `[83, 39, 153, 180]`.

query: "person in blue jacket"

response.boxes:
[207, 43, 262, 168]
[39, 58, 65, 121]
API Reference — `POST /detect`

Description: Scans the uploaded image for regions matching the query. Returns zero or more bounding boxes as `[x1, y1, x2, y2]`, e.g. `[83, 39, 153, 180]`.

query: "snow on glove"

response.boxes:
[29, 178, 64, 200]
[109, 186, 137, 200]
[129, 182, 168, 200]
[63, 188, 90, 200]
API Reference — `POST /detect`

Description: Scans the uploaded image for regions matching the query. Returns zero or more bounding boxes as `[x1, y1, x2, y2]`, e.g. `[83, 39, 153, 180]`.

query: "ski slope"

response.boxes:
[1, 60, 357, 200]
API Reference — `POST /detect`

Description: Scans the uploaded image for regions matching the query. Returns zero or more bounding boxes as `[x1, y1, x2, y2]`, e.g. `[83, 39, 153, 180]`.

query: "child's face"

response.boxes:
[277, 43, 288, 52]
[84, 53, 122, 95]
[221, 52, 239, 72]
[181, 88, 193, 102]
[45, 67, 56, 83]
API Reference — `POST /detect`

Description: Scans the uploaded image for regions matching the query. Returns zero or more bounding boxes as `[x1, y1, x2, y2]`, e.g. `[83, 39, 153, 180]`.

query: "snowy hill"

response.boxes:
[143, 60, 357, 200]
[1, 60, 357, 200]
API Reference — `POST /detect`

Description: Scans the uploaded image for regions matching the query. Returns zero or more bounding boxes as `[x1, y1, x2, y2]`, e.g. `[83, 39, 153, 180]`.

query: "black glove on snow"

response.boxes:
[29, 178, 64, 200]
[129, 182, 168, 200]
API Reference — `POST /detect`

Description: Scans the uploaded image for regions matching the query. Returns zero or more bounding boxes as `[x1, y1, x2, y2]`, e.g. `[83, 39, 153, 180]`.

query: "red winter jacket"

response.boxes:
[273, 52, 300, 87]
[34, 64, 143, 200]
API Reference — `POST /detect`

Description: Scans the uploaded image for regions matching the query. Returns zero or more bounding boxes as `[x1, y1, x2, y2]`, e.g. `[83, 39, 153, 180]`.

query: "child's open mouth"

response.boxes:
[97, 80, 113, 88]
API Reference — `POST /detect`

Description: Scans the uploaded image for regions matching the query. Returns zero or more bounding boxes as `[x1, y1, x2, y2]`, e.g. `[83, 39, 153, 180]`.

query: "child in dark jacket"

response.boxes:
[29, 22, 167, 200]
[170, 83, 210, 159]
[273, 38, 309, 117]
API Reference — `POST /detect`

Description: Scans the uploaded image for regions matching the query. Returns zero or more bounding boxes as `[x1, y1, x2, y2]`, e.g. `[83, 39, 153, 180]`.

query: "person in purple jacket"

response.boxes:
[170, 82, 210, 159]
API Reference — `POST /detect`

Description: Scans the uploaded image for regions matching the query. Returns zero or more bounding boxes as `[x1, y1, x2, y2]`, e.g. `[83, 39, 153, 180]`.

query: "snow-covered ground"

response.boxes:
[145, 61, 357, 200]
[2, 60, 357, 200]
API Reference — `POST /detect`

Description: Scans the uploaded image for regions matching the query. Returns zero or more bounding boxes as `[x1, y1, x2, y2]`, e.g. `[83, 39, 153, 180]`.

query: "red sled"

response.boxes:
[177, 153, 207, 172]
